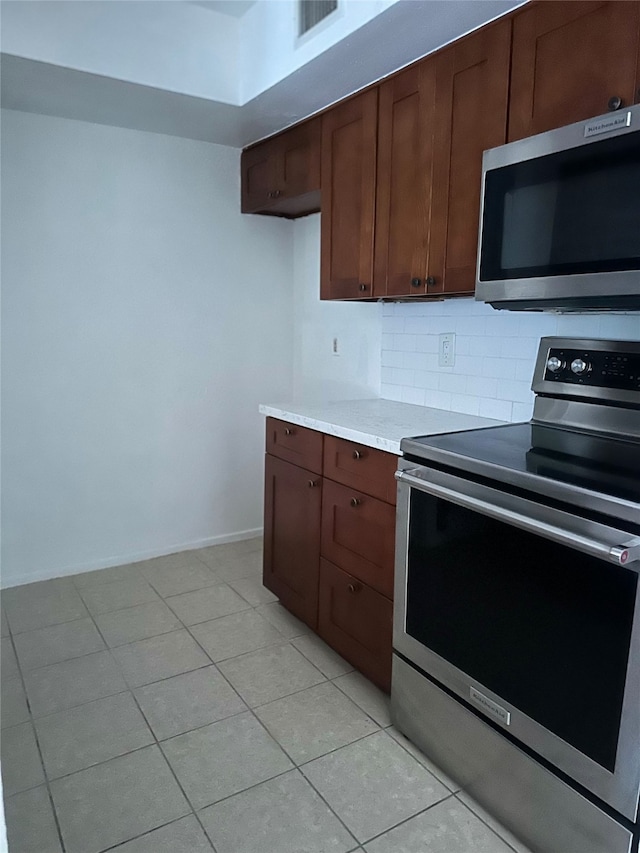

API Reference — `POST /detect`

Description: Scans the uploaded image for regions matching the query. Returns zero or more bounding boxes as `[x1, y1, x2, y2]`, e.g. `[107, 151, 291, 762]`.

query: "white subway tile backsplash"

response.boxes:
[401, 386, 426, 405]
[380, 300, 640, 423]
[479, 398, 513, 421]
[482, 356, 517, 379]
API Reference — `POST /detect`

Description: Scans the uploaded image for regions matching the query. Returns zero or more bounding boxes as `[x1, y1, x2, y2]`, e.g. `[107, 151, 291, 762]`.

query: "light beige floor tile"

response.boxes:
[13, 617, 105, 670]
[364, 798, 517, 853]
[199, 769, 356, 853]
[5, 786, 63, 853]
[333, 671, 391, 727]
[292, 634, 354, 679]
[161, 711, 293, 809]
[24, 649, 127, 717]
[218, 643, 325, 707]
[4, 581, 89, 634]
[255, 681, 378, 763]
[207, 551, 263, 582]
[302, 731, 449, 843]
[1, 639, 19, 681]
[79, 577, 160, 616]
[189, 609, 284, 662]
[1, 722, 46, 795]
[72, 562, 141, 589]
[165, 583, 251, 626]
[111, 629, 210, 688]
[35, 691, 154, 779]
[227, 576, 278, 606]
[1, 676, 30, 728]
[114, 815, 214, 853]
[95, 600, 181, 647]
[51, 745, 190, 853]
[134, 665, 246, 740]
[139, 559, 221, 598]
[254, 602, 312, 638]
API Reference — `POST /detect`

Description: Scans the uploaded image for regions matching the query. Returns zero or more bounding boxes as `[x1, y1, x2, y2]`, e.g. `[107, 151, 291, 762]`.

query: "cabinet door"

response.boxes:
[323, 435, 397, 505]
[320, 479, 395, 599]
[263, 454, 321, 629]
[276, 117, 321, 200]
[509, 2, 640, 142]
[373, 61, 437, 298]
[318, 559, 393, 692]
[265, 417, 323, 475]
[241, 141, 277, 214]
[428, 19, 511, 296]
[321, 89, 378, 299]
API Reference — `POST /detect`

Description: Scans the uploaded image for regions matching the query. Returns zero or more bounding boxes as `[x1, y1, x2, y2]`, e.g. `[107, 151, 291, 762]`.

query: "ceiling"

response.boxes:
[1, 0, 523, 148]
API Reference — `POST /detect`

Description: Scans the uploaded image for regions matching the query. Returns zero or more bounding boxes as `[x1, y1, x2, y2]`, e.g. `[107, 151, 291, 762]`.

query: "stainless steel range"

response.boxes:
[392, 337, 640, 853]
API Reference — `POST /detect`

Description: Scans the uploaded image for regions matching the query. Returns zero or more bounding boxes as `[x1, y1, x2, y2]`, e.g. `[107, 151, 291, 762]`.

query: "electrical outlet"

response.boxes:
[439, 332, 455, 367]
[332, 336, 340, 357]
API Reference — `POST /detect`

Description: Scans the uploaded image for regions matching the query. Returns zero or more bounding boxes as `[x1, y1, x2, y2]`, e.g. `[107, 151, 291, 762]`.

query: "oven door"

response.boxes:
[394, 459, 640, 821]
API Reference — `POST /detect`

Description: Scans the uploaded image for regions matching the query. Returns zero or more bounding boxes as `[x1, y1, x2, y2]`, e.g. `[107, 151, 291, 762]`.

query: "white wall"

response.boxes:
[380, 299, 640, 421]
[1, 109, 294, 587]
[0, 1, 240, 104]
[291, 214, 381, 401]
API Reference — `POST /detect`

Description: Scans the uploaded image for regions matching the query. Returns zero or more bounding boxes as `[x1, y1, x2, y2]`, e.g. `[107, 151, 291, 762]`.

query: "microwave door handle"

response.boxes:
[395, 468, 640, 567]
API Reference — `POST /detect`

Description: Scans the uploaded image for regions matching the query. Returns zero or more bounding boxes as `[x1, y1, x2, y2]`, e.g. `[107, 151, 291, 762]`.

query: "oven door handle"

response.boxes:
[395, 468, 640, 567]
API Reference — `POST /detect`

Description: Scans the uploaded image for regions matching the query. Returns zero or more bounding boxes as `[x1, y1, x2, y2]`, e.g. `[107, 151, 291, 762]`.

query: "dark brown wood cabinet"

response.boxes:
[318, 558, 393, 692]
[509, 1, 640, 142]
[241, 118, 321, 217]
[428, 19, 511, 297]
[263, 418, 397, 691]
[373, 62, 437, 298]
[263, 450, 322, 629]
[320, 89, 378, 299]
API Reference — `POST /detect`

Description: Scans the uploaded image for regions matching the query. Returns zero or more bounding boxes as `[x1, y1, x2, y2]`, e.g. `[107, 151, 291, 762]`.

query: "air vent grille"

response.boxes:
[299, 0, 338, 36]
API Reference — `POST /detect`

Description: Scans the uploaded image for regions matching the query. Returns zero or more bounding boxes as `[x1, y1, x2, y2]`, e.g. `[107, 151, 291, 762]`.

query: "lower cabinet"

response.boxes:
[263, 453, 321, 630]
[318, 559, 393, 692]
[263, 418, 397, 692]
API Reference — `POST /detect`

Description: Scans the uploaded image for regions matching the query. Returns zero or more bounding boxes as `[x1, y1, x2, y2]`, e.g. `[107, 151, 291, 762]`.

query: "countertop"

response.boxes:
[259, 398, 504, 455]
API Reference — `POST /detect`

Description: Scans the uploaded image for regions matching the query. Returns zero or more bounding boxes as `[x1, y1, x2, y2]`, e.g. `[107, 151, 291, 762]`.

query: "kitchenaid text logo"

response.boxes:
[584, 112, 632, 138]
[469, 687, 511, 726]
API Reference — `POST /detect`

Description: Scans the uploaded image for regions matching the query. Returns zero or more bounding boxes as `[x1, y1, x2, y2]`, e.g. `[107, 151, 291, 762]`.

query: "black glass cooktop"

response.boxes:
[402, 423, 640, 509]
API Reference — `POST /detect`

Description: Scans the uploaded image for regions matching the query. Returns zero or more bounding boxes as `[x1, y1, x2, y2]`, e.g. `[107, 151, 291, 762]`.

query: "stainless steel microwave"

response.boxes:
[476, 105, 640, 312]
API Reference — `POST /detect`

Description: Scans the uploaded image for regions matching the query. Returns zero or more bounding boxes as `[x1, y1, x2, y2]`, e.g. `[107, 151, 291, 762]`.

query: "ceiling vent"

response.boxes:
[299, 0, 338, 36]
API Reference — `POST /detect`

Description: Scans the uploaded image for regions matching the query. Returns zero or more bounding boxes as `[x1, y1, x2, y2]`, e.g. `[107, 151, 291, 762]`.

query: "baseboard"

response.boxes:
[0, 527, 264, 589]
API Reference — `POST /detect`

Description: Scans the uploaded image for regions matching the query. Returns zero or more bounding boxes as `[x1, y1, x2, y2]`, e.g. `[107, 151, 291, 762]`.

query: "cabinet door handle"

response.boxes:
[608, 95, 623, 111]
[352, 450, 362, 460]
[411, 278, 422, 288]
[350, 497, 361, 507]
[272, 189, 282, 198]
[358, 283, 368, 292]
[308, 479, 319, 488]
[426, 276, 437, 288]
[347, 582, 362, 594]
[284, 427, 295, 436]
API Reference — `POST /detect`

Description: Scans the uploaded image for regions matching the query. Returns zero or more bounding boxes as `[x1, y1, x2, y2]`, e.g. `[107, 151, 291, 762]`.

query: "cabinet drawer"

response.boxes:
[321, 479, 395, 599]
[323, 436, 397, 504]
[318, 558, 393, 693]
[266, 417, 323, 475]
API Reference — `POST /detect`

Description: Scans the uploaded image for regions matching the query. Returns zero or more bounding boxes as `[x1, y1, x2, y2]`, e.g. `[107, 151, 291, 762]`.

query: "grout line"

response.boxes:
[353, 791, 457, 847]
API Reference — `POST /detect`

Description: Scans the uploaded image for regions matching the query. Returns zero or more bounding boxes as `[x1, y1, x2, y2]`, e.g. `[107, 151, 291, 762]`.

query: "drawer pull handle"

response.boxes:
[350, 497, 361, 508]
[347, 582, 362, 594]
[308, 479, 318, 488]
[284, 427, 295, 436]
[352, 450, 362, 460]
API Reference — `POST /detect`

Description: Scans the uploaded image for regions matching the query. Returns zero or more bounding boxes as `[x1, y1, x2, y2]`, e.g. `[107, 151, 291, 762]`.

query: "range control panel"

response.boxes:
[543, 347, 640, 391]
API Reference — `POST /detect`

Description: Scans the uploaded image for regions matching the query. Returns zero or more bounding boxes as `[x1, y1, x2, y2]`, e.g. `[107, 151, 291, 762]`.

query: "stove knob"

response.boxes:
[571, 358, 589, 375]
[546, 356, 563, 372]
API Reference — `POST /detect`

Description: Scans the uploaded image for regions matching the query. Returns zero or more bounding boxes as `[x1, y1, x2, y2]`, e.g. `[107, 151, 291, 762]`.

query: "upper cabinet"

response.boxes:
[509, 1, 640, 141]
[373, 19, 511, 299]
[241, 118, 321, 218]
[320, 90, 378, 300]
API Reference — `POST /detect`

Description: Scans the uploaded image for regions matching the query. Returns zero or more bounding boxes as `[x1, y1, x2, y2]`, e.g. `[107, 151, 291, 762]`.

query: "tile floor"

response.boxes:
[1, 538, 532, 853]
